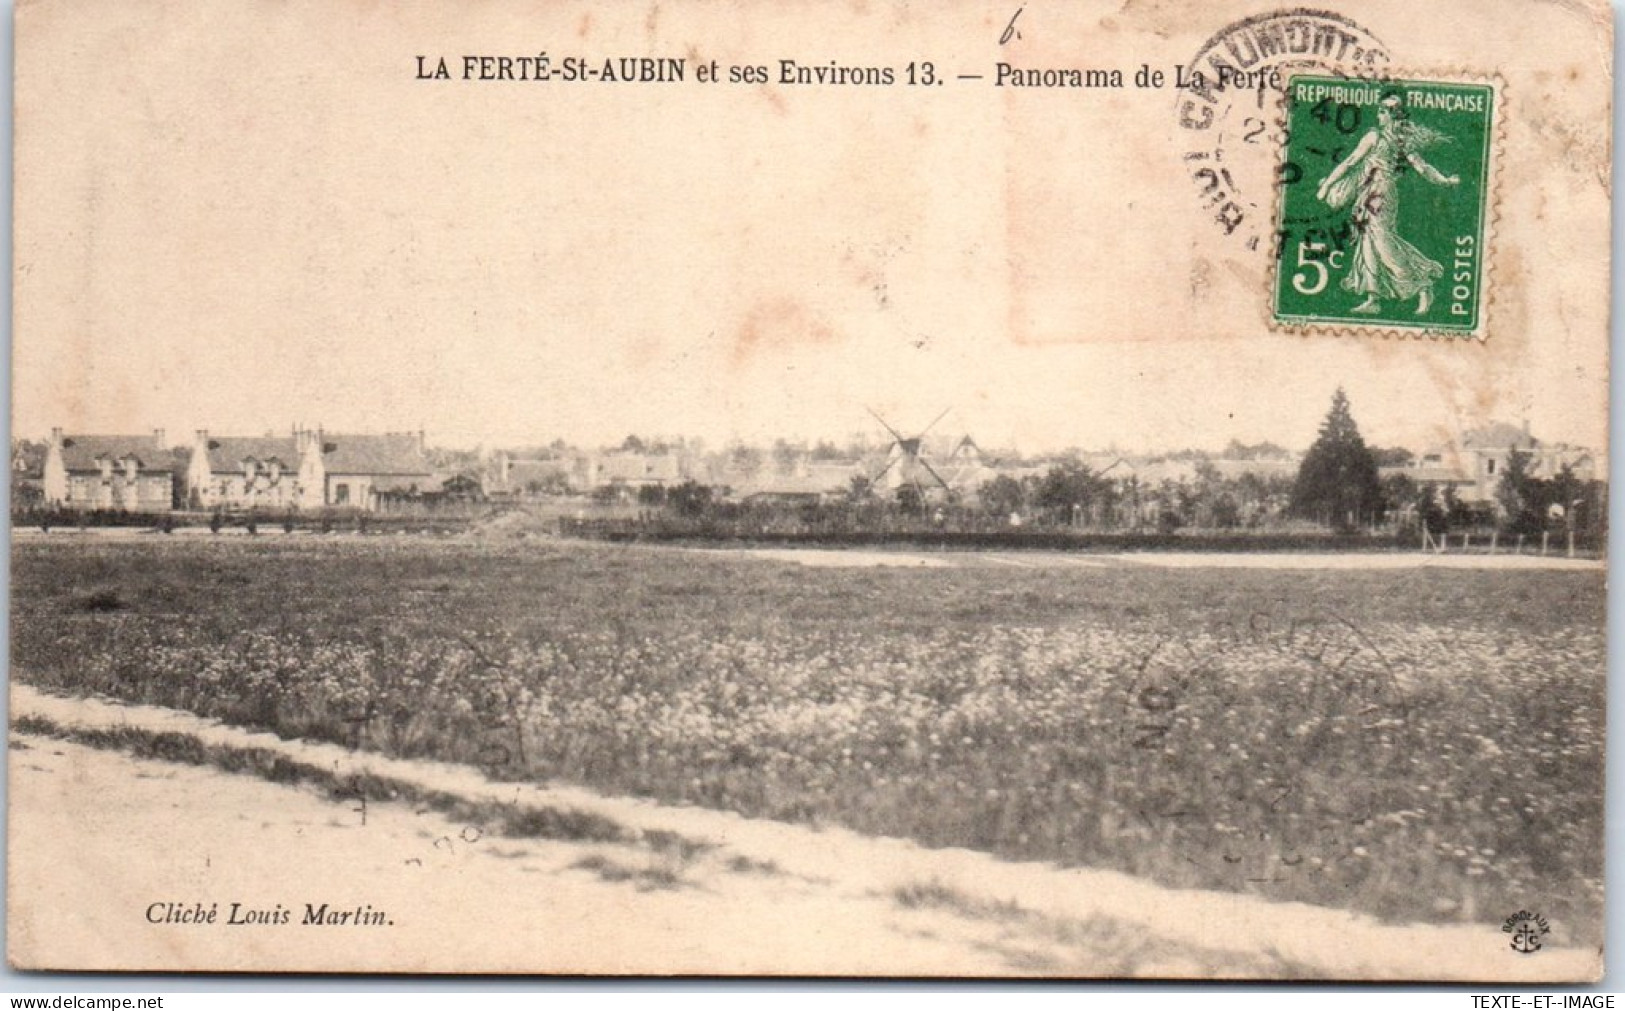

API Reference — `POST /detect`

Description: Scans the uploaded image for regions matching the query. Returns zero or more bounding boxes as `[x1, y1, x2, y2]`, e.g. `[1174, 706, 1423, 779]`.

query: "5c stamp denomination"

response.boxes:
[1273, 74, 1498, 337]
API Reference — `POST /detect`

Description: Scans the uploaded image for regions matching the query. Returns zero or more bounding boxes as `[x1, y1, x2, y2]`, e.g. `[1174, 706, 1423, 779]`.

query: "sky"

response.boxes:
[9, 0, 1612, 460]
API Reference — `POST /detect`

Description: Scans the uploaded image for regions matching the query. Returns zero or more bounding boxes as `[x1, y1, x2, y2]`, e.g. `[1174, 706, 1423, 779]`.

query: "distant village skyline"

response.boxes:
[13, 0, 1607, 520]
[9, 398, 1602, 464]
[22, 414, 1599, 520]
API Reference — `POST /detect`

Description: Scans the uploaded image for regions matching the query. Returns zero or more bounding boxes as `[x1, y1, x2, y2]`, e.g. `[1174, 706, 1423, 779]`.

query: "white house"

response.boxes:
[187, 432, 304, 510]
[186, 427, 437, 512]
[42, 429, 175, 512]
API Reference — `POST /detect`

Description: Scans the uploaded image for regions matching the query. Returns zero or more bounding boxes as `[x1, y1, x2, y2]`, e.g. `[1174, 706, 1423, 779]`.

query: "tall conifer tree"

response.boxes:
[1291, 388, 1382, 530]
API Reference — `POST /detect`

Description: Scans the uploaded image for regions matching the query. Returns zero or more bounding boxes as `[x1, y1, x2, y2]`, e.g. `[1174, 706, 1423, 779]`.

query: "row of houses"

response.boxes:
[37, 427, 436, 513]
[487, 422, 1598, 508]
[482, 435, 1001, 502]
[24, 420, 1599, 516]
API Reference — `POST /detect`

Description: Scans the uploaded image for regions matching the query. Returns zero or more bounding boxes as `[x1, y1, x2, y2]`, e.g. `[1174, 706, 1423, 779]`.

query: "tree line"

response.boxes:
[622, 389, 1605, 542]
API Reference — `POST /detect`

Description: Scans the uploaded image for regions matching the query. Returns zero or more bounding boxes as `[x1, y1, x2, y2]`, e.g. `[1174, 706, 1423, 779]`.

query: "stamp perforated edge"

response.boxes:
[1263, 68, 1507, 343]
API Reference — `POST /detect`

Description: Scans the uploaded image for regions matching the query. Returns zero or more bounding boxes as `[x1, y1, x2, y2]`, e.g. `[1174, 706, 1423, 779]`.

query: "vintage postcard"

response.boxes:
[7, 0, 1611, 980]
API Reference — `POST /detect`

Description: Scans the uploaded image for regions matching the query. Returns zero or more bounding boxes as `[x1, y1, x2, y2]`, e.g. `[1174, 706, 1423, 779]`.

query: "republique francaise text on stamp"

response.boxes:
[1272, 74, 1498, 338]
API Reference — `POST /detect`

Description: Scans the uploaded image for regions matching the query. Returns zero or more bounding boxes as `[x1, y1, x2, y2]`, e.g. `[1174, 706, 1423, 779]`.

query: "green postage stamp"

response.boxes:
[1272, 74, 1497, 337]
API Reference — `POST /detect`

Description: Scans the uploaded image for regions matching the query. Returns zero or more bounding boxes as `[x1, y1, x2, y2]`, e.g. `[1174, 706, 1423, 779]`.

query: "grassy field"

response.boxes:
[9, 537, 1605, 943]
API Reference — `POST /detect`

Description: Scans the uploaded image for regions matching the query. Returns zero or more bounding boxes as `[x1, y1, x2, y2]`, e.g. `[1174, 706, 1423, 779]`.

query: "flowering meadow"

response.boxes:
[11, 538, 1604, 942]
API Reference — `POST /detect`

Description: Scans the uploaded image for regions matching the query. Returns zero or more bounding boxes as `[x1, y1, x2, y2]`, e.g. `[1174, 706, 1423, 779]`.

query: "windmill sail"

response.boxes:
[866, 408, 956, 497]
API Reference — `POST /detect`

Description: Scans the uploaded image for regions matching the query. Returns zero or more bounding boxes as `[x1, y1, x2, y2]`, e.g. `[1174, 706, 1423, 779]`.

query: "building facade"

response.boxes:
[187, 433, 305, 510]
[185, 427, 437, 512]
[42, 429, 175, 512]
[313, 429, 436, 510]
[1407, 422, 1598, 506]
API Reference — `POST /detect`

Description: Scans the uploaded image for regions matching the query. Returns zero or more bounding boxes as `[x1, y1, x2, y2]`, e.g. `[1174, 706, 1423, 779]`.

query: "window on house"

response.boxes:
[334, 483, 350, 505]
[1487, 459, 1496, 475]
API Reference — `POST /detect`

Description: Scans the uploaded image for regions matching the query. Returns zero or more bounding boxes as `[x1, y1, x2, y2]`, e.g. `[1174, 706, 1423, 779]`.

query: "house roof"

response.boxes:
[1387, 464, 1473, 485]
[806, 461, 859, 484]
[12, 444, 44, 479]
[508, 458, 574, 483]
[596, 453, 683, 483]
[735, 469, 854, 497]
[1135, 460, 1201, 485]
[204, 437, 300, 474]
[59, 436, 174, 474]
[948, 436, 982, 461]
[321, 434, 433, 476]
[1204, 458, 1301, 481]
[1461, 422, 1537, 451]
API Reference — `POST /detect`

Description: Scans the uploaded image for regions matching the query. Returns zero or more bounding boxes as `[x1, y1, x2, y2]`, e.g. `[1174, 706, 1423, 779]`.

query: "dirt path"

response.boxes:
[7, 685, 1600, 980]
[15, 529, 1602, 572]
[715, 546, 1602, 571]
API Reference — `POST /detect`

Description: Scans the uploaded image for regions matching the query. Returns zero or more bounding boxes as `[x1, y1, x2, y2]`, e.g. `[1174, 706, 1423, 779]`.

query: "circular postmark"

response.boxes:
[1113, 608, 1410, 895]
[1175, 9, 1391, 253]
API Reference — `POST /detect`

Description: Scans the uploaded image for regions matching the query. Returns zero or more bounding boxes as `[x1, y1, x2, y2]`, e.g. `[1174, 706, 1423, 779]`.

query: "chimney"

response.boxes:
[153, 428, 167, 450]
[49, 427, 63, 447]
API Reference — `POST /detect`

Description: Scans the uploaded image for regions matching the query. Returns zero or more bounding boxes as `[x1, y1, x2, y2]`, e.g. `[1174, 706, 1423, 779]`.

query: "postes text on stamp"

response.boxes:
[1272, 75, 1497, 337]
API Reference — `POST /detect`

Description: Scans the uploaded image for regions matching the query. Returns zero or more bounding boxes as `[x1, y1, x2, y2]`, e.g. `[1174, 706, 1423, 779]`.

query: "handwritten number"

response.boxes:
[999, 7, 1024, 45]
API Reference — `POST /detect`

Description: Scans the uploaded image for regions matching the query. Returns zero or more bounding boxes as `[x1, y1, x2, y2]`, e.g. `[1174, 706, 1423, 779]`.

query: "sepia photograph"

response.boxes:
[5, 0, 1611, 982]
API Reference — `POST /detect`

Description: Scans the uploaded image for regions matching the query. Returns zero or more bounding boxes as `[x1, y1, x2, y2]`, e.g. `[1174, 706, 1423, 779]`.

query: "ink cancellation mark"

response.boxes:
[1177, 10, 1390, 252]
[1117, 611, 1410, 879]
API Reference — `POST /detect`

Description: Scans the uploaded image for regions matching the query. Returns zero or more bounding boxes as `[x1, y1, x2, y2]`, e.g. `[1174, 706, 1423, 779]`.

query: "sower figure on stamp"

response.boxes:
[1316, 93, 1459, 315]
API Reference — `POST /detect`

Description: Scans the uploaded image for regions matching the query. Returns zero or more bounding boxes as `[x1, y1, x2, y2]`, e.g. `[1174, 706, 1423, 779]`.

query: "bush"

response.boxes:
[78, 589, 125, 612]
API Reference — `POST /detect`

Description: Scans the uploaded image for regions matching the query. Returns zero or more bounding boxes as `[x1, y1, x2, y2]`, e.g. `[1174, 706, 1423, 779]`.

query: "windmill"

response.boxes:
[866, 406, 955, 501]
